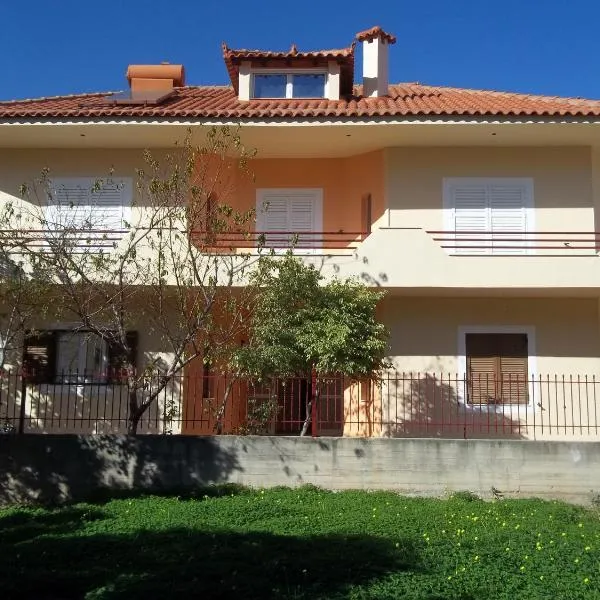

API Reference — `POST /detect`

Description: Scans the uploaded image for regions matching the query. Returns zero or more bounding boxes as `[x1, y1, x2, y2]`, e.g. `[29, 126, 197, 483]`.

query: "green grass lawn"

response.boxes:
[0, 487, 599, 599]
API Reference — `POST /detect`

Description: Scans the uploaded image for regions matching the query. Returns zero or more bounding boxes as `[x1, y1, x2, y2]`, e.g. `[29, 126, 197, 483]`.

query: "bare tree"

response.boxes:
[0, 127, 259, 433]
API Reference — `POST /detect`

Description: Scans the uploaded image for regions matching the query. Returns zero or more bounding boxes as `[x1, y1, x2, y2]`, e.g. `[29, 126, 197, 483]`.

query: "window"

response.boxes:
[46, 177, 133, 250]
[56, 332, 108, 383]
[252, 73, 326, 99]
[256, 189, 323, 250]
[443, 178, 534, 255]
[465, 333, 529, 405]
[23, 329, 138, 384]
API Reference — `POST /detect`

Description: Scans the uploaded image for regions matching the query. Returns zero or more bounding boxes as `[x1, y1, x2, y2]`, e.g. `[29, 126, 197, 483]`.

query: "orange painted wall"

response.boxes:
[198, 150, 386, 235]
[184, 150, 386, 434]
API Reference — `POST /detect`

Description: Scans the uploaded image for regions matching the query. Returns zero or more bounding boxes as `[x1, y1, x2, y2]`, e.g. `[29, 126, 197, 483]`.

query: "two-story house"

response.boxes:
[2, 26, 600, 439]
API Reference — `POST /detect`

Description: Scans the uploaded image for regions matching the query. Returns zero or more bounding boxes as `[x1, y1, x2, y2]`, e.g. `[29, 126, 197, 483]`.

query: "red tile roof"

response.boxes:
[355, 26, 397, 44]
[2, 83, 600, 120]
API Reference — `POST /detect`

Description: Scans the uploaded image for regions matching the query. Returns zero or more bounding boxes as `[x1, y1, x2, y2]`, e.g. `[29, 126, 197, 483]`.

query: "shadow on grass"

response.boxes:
[0, 505, 105, 544]
[0, 523, 419, 599]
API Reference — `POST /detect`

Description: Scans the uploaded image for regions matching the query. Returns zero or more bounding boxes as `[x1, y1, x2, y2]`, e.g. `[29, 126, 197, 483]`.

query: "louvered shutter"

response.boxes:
[23, 331, 56, 384]
[498, 334, 528, 404]
[258, 190, 321, 250]
[261, 195, 289, 248]
[289, 195, 316, 248]
[48, 178, 131, 250]
[47, 180, 91, 231]
[450, 184, 489, 255]
[466, 333, 529, 405]
[91, 180, 129, 230]
[466, 334, 498, 404]
[490, 185, 528, 255]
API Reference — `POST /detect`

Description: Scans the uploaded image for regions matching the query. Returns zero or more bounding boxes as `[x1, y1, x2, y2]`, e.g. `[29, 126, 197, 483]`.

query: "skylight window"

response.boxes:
[252, 73, 326, 99]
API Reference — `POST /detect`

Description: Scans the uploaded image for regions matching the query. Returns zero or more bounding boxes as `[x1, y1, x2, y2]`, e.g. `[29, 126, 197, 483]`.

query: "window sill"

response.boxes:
[460, 401, 535, 414]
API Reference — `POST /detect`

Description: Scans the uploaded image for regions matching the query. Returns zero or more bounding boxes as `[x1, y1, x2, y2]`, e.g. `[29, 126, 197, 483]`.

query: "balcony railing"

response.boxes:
[190, 230, 371, 252]
[428, 231, 600, 255]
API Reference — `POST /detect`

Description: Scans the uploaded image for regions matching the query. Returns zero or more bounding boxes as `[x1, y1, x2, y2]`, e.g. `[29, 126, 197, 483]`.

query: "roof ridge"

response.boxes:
[0, 91, 121, 105]
[399, 82, 600, 105]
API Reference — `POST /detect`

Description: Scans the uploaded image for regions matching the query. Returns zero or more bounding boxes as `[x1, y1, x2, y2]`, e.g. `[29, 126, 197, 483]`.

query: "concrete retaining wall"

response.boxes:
[1, 435, 599, 504]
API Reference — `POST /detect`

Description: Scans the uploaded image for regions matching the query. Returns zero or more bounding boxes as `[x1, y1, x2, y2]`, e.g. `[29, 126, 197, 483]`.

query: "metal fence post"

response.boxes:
[18, 372, 27, 434]
[311, 369, 318, 437]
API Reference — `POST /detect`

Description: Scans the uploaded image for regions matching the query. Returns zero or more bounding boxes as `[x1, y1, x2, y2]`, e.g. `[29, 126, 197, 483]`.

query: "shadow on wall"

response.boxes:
[383, 375, 525, 440]
[0, 435, 243, 505]
[0, 521, 416, 599]
[0, 373, 182, 435]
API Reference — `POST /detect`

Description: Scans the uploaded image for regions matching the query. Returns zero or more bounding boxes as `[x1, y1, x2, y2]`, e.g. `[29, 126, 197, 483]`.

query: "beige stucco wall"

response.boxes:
[376, 296, 600, 440]
[385, 146, 593, 232]
[0, 148, 153, 202]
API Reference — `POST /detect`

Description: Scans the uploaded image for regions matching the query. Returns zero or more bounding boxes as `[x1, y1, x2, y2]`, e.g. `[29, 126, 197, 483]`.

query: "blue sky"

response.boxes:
[2, 0, 599, 101]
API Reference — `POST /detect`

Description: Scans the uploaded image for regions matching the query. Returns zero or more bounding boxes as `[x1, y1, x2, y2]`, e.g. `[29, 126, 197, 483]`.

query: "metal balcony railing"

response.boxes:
[428, 231, 600, 255]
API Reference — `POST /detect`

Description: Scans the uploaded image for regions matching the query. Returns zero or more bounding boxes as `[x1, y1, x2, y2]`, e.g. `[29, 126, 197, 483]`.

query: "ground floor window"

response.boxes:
[466, 333, 528, 404]
[23, 329, 138, 384]
[458, 327, 535, 406]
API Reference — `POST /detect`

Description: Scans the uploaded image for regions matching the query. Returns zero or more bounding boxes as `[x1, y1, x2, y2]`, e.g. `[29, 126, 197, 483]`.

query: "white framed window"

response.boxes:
[46, 177, 133, 250]
[457, 325, 537, 410]
[251, 72, 327, 99]
[443, 178, 534, 255]
[256, 188, 323, 252]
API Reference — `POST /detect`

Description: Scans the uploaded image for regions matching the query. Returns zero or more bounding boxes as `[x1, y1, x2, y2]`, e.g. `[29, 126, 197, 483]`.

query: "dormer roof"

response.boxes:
[222, 42, 356, 96]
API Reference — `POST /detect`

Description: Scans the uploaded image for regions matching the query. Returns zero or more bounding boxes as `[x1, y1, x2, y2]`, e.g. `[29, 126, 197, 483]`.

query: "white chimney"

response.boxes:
[356, 26, 396, 98]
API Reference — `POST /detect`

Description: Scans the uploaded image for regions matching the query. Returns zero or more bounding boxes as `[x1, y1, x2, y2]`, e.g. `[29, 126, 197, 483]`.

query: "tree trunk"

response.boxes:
[300, 370, 318, 437]
[213, 377, 236, 434]
[127, 387, 141, 435]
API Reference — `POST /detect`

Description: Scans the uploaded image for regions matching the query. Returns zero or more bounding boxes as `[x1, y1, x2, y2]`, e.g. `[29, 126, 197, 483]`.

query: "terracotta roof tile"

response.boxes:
[2, 83, 600, 120]
[355, 26, 397, 44]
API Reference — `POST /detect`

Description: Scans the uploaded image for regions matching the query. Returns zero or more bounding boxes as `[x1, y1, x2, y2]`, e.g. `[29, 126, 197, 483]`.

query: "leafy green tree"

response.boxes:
[231, 253, 389, 435]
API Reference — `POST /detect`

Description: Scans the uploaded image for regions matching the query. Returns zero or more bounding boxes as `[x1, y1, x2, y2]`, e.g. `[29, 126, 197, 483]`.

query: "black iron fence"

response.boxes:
[1, 371, 599, 439]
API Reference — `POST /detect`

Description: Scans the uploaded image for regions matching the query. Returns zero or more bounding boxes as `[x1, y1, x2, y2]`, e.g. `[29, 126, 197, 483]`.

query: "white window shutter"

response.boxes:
[445, 179, 533, 256]
[48, 179, 92, 230]
[289, 196, 316, 247]
[257, 189, 322, 251]
[451, 184, 489, 255]
[260, 195, 289, 247]
[489, 184, 528, 255]
[48, 177, 132, 251]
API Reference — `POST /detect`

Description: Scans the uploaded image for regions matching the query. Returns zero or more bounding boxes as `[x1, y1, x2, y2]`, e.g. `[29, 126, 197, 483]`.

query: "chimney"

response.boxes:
[356, 26, 396, 98]
[126, 64, 185, 94]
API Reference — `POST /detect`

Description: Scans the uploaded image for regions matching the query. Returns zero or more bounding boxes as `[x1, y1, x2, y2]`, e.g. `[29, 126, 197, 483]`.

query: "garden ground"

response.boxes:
[0, 486, 599, 599]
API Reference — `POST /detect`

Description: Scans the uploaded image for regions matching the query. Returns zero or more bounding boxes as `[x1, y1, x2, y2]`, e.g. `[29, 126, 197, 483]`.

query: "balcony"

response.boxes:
[320, 227, 600, 291]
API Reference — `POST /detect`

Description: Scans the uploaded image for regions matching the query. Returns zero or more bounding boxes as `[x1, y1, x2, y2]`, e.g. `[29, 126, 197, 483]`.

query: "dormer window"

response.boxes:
[222, 42, 355, 102]
[252, 73, 326, 99]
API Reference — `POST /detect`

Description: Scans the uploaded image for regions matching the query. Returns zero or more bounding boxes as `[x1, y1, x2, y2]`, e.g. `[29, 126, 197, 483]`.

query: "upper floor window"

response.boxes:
[443, 178, 534, 255]
[256, 188, 323, 251]
[46, 177, 132, 251]
[252, 73, 327, 99]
